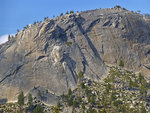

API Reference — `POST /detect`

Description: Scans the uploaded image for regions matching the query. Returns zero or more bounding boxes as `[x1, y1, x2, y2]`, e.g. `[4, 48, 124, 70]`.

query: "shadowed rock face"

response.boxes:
[0, 8, 150, 104]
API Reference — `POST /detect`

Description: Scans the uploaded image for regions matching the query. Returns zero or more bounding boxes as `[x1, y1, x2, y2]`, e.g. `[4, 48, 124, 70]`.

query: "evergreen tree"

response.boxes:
[57, 101, 61, 109]
[28, 93, 33, 109]
[129, 78, 132, 89]
[73, 100, 78, 108]
[90, 94, 95, 105]
[66, 11, 69, 14]
[60, 13, 63, 16]
[18, 91, 24, 112]
[138, 73, 143, 83]
[33, 104, 43, 113]
[54, 106, 60, 113]
[70, 11, 74, 14]
[8, 35, 11, 41]
[119, 60, 124, 67]
[17, 29, 20, 32]
[140, 104, 146, 113]
[37, 90, 42, 99]
[68, 88, 72, 96]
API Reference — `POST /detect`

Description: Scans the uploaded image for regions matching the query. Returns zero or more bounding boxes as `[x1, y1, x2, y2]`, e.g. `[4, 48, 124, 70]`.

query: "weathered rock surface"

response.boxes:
[0, 7, 150, 104]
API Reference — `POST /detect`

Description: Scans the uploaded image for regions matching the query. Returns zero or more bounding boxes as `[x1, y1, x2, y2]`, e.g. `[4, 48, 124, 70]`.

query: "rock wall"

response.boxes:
[0, 8, 150, 104]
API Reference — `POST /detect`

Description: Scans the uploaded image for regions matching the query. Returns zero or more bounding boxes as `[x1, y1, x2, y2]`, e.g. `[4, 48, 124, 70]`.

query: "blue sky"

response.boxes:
[0, 0, 150, 43]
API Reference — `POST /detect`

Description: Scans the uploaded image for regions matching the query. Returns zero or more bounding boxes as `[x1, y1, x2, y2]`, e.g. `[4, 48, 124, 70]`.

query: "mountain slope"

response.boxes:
[0, 7, 150, 104]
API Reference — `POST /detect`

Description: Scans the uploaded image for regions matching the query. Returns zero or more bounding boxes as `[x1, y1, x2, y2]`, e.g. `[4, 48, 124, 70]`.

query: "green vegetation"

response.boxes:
[18, 91, 24, 112]
[57, 101, 61, 110]
[0, 66, 149, 113]
[33, 104, 43, 113]
[70, 10, 74, 14]
[18, 91, 24, 107]
[54, 106, 60, 113]
[8, 35, 15, 41]
[8, 35, 11, 41]
[66, 11, 69, 14]
[27, 93, 33, 109]
[119, 59, 124, 67]
[37, 90, 42, 99]
[115, 5, 121, 8]
[59, 66, 149, 112]
[60, 13, 63, 16]
[66, 41, 72, 46]
[17, 29, 20, 32]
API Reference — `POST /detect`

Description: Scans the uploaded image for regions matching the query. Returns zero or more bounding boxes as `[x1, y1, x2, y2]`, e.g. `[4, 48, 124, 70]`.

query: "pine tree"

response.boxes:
[18, 91, 24, 112]
[70, 11, 74, 14]
[28, 93, 33, 109]
[33, 104, 43, 113]
[8, 35, 11, 41]
[68, 88, 72, 96]
[37, 90, 42, 99]
[60, 13, 63, 16]
[66, 11, 69, 14]
[119, 60, 124, 67]
[57, 101, 61, 109]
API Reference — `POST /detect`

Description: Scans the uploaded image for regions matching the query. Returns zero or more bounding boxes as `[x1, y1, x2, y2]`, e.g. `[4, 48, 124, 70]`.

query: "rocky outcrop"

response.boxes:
[0, 7, 150, 105]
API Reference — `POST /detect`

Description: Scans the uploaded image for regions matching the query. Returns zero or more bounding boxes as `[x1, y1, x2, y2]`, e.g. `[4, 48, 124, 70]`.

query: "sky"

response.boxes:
[0, 0, 150, 44]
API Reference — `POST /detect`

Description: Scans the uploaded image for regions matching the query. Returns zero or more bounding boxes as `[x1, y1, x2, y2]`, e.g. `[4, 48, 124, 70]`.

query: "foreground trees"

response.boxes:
[18, 91, 24, 112]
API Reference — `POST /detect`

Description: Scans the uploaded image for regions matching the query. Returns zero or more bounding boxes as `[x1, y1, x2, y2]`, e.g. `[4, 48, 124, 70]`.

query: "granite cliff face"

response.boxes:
[0, 7, 150, 104]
